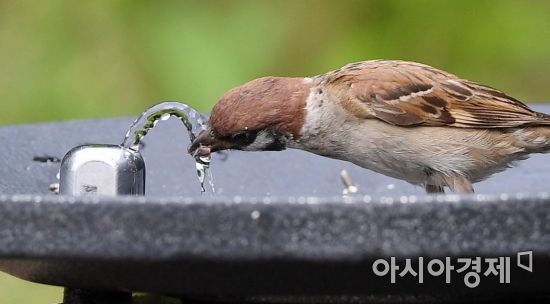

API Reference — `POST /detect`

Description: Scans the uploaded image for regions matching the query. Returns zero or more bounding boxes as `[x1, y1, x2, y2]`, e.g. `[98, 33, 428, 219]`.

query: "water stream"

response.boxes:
[121, 101, 214, 192]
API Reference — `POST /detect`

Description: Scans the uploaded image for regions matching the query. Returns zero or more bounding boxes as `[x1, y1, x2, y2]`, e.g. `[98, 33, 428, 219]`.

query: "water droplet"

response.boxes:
[194, 153, 213, 193]
[250, 210, 261, 220]
[207, 165, 215, 192]
[160, 113, 171, 121]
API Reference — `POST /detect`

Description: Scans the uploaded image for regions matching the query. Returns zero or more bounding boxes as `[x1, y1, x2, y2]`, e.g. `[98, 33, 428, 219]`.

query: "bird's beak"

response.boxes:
[188, 129, 215, 157]
[189, 127, 237, 156]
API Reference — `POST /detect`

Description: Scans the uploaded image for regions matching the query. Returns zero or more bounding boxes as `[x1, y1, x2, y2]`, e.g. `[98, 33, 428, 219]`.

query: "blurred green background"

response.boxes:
[1, 0, 550, 127]
[0, 0, 549, 302]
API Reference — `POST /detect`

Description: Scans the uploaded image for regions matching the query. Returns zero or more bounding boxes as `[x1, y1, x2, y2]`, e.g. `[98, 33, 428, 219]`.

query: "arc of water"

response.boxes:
[121, 101, 213, 192]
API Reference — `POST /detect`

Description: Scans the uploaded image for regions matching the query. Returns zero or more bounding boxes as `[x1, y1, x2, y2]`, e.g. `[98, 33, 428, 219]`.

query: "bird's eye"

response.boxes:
[231, 131, 257, 146]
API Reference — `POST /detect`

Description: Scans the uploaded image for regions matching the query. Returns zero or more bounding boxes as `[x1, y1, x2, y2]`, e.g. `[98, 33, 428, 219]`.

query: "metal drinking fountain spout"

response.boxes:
[57, 101, 209, 196]
[58, 101, 211, 196]
[59, 144, 145, 196]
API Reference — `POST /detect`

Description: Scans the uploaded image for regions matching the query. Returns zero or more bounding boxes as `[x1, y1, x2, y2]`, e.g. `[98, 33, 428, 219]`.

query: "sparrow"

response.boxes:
[188, 60, 550, 193]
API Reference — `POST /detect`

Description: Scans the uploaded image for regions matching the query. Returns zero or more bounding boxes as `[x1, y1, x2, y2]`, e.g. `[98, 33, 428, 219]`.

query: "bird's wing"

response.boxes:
[321, 60, 549, 128]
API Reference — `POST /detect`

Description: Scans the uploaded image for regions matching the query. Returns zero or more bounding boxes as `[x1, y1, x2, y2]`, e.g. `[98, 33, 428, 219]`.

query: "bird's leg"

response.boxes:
[425, 184, 445, 193]
[445, 176, 475, 193]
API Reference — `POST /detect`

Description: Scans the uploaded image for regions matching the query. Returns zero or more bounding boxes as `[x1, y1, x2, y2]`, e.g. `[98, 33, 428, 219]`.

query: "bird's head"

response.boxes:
[188, 76, 312, 157]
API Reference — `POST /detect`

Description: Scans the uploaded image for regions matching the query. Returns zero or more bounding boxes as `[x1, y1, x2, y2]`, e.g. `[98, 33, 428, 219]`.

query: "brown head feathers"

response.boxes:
[209, 76, 312, 139]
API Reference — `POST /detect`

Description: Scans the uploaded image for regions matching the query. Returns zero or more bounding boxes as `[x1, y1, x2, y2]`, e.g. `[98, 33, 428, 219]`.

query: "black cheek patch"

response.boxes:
[232, 130, 258, 146]
[264, 138, 287, 151]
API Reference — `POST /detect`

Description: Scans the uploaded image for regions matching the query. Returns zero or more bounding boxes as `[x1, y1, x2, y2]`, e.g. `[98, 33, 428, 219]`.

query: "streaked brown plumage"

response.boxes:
[189, 60, 550, 193]
[320, 60, 550, 128]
